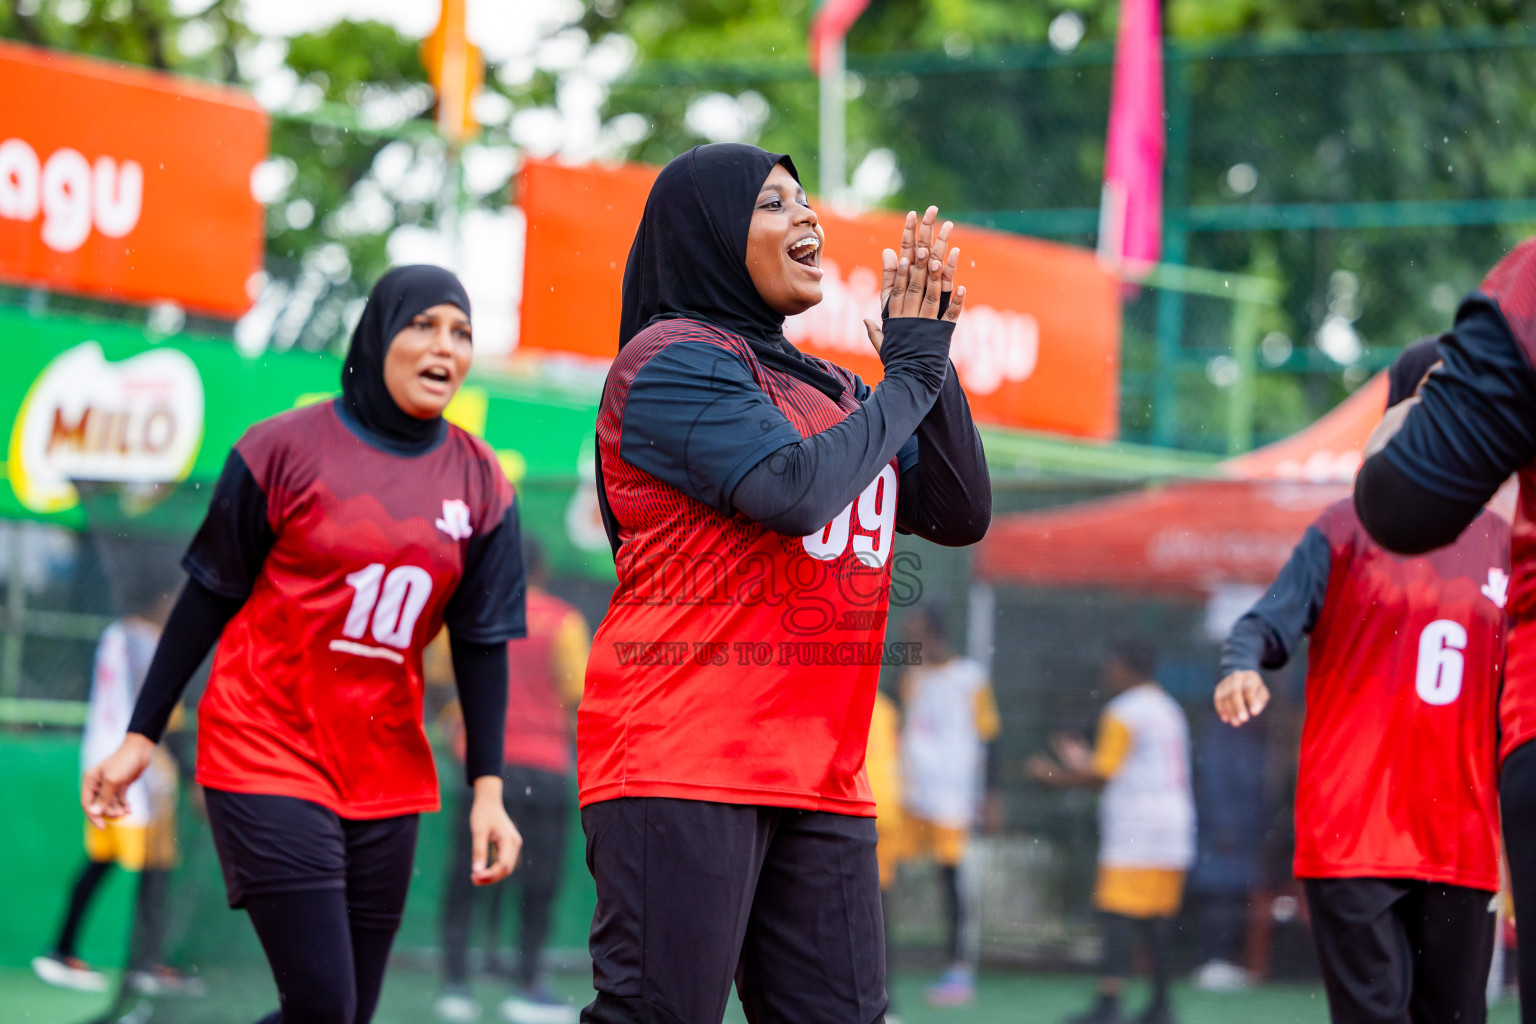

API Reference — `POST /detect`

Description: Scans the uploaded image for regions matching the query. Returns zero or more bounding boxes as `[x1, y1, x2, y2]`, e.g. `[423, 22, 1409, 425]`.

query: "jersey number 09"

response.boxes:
[802, 465, 897, 568]
[343, 563, 435, 650]
[1416, 619, 1468, 706]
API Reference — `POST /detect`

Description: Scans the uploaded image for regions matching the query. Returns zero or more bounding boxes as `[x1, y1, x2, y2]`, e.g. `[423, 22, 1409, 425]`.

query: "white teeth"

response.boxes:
[789, 236, 819, 255]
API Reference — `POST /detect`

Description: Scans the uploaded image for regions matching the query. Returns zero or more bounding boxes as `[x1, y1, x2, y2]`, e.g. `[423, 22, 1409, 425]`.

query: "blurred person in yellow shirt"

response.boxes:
[35, 589, 198, 997]
[896, 605, 1001, 1007]
[1030, 638, 1194, 1024]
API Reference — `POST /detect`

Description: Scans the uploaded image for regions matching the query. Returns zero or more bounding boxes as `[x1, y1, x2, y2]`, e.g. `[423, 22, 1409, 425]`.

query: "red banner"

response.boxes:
[517, 159, 1121, 438]
[0, 41, 268, 316]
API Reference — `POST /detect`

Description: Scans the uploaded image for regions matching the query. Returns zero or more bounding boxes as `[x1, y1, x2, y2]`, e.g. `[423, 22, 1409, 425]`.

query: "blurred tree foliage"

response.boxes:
[580, 0, 1536, 448]
[7, 0, 1536, 448]
[1, 0, 518, 352]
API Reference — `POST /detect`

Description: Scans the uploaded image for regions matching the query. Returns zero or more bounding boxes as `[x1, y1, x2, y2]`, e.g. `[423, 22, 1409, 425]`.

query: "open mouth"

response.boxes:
[419, 367, 451, 386]
[787, 234, 820, 267]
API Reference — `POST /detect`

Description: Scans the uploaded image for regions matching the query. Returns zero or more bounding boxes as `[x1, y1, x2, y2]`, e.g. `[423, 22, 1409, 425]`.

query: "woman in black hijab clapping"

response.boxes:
[84, 266, 527, 1024]
[578, 144, 990, 1023]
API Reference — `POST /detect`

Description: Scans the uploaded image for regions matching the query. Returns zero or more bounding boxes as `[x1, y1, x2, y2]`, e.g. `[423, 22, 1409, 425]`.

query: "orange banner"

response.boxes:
[0, 41, 268, 316]
[517, 159, 1121, 438]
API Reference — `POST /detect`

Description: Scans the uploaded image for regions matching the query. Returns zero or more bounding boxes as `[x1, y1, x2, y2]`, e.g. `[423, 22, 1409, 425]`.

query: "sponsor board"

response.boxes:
[9, 342, 204, 513]
[0, 41, 267, 315]
[517, 159, 1121, 438]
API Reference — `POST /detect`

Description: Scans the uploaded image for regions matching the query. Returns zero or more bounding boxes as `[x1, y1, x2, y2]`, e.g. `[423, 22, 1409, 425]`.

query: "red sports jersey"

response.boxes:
[503, 589, 581, 775]
[1480, 240, 1536, 763]
[1507, 477, 1536, 761]
[578, 320, 905, 815]
[194, 402, 516, 818]
[1295, 500, 1508, 889]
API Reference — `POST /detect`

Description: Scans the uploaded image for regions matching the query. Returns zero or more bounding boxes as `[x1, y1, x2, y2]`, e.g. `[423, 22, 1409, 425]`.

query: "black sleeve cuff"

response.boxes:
[127, 579, 243, 741]
[1219, 616, 1274, 678]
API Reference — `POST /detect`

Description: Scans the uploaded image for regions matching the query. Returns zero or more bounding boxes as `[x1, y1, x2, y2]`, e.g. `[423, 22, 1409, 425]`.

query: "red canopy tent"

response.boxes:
[975, 373, 1389, 595]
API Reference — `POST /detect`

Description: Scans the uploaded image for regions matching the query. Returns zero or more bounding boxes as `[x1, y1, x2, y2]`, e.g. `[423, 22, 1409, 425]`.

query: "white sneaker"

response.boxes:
[500, 990, 578, 1024]
[1192, 958, 1252, 992]
[435, 990, 483, 1022]
[32, 953, 108, 992]
[127, 967, 207, 998]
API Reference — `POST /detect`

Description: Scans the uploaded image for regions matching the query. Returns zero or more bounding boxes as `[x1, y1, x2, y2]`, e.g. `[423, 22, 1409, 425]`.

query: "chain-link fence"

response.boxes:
[4, 24, 1530, 1020]
[611, 26, 1536, 452]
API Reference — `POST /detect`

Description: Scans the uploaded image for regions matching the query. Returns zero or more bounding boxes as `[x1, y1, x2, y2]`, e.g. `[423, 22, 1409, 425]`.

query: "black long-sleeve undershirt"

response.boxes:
[446, 636, 510, 783]
[126, 578, 241, 742]
[731, 363, 990, 543]
[728, 318, 957, 536]
[1219, 527, 1332, 678]
[892, 368, 992, 545]
[617, 316, 959, 539]
[1356, 297, 1536, 552]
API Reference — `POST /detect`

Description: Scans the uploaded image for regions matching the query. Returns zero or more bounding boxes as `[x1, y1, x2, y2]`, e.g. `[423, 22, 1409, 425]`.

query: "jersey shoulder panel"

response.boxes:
[231, 402, 337, 524]
[444, 422, 514, 525]
[1104, 686, 1140, 719]
[801, 350, 861, 392]
[1312, 498, 1362, 552]
[1472, 506, 1514, 553]
[1480, 236, 1536, 364]
[617, 318, 755, 378]
[945, 656, 988, 689]
[233, 403, 331, 479]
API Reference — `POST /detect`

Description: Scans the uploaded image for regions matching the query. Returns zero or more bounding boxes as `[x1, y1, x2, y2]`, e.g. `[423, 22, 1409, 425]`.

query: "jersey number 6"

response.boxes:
[1416, 619, 1468, 706]
[802, 464, 897, 568]
[343, 563, 435, 650]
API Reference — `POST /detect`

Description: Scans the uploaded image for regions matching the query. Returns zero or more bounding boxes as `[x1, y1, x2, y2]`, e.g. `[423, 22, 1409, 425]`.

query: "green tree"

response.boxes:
[574, 0, 1536, 449]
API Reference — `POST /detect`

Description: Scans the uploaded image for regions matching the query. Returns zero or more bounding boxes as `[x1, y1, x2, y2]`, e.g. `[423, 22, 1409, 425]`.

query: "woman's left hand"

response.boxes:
[468, 775, 522, 885]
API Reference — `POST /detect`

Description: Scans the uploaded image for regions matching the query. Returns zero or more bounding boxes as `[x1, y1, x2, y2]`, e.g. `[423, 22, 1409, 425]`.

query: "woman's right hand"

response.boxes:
[864, 207, 965, 351]
[82, 732, 156, 828]
[884, 207, 964, 319]
[1214, 670, 1270, 726]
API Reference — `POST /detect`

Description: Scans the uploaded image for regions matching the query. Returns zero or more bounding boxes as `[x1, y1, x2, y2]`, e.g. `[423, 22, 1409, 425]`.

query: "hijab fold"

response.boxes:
[341, 265, 472, 450]
[618, 144, 844, 400]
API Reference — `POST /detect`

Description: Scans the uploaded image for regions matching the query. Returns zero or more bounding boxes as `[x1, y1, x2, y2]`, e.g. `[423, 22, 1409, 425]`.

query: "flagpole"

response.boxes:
[818, 32, 846, 206]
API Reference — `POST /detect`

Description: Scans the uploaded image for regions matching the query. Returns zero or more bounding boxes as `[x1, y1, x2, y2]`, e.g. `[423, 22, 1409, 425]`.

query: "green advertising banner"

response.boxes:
[0, 307, 615, 579]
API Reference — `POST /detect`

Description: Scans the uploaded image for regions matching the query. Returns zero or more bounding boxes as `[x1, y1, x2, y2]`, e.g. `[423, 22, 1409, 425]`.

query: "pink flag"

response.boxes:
[1099, 0, 1165, 269]
[808, 0, 872, 72]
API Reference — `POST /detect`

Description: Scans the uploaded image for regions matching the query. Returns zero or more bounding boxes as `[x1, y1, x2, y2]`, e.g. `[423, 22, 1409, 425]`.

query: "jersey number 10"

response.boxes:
[343, 563, 435, 650]
[1416, 619, 1468, 706]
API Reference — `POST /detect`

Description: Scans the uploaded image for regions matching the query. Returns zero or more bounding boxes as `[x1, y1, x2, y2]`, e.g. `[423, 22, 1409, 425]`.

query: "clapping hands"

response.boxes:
[865, 206, 966, 352]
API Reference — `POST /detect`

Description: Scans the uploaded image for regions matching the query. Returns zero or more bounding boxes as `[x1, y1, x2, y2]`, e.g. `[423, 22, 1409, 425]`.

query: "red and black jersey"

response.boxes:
[502, 588, 582, 775]
[1223, 499, 1509, 890]
[1363, 239, 1536, 763]
[187, 400, 524, 819]
[579, 318, 918, 815]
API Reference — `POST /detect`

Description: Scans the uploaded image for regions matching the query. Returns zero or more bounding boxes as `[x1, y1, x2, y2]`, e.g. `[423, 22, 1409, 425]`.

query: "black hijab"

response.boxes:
[341, 265, 472, 450]
[618, 143, 843, 399]
[1386, 336, 1442, 409]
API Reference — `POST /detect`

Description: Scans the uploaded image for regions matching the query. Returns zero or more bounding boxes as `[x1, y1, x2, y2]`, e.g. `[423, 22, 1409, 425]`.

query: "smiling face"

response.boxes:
[382, 303, 473, 419]
[744, 163, 824, 316]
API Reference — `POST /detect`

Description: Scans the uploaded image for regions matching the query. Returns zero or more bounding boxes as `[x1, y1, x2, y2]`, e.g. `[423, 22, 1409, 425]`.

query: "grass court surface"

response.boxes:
[1, 966, 1521, 1024]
